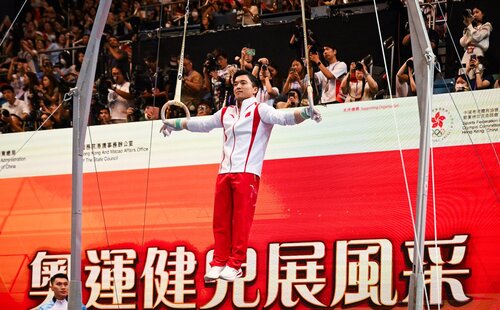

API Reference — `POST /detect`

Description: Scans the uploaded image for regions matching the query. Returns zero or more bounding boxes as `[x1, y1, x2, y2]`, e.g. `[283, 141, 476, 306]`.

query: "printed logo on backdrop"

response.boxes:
[461, 107, 500, 136]
[0, 149, 26, 170]
[431, 108, 454, 143]
[27, 236, 472, 309]
[83, 139, 149, 163]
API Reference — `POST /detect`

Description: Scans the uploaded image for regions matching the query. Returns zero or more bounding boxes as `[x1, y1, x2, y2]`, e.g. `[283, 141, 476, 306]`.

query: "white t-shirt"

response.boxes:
[315, 61, 347, 103]
[2, 98, 31, 118]
[345, 79, 375, 102]
[108, 81, 134, 121]
[256, 87, 279, 106]
[50, 298, 67, 310]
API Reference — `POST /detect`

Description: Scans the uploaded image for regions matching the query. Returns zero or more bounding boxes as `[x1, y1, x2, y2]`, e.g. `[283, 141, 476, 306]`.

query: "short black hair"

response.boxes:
[323, 43, 336, 51]
[288, 88, 301, 98]
[472, 5, 488, 23]
[473, 5, 485, 14]
[50, 273, 68, 285]
[1, 84, 14, 93]
[232, 70, 259, 88]
[216, 50, 228, 60]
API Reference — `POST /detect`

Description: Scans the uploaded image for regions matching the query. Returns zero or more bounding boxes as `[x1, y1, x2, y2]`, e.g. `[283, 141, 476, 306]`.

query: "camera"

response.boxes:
[95, 74, 112, 105]
[203, 53, 218, 72]
[129, 64, 153, 98]
[261, 64, 268, 71]
[360, 54, 373, 67]
[463, 9, 472, 18]
[355, 62, 364, 71]
[104, 79, 113, 90]
[406, 59, 414, 69]
[470, 54, 477, 61]
[0, 110, 10, 133]
[309, 43, 321, 55]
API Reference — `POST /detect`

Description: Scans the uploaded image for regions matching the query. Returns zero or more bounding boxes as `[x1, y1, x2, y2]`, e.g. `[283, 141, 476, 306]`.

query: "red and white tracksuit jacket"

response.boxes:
[187, 97, 298, 269]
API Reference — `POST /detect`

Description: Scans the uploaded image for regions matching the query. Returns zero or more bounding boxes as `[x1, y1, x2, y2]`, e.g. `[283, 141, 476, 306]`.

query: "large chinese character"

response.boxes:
[265, 242, 326, 308]
[85, 249, 137, 309]
[141, 246, 197, 309]
[331, 239, 397, 307]
[201, 249, 259, 309]
[29, 251, 71, 309]
[403, 234, 471, 305]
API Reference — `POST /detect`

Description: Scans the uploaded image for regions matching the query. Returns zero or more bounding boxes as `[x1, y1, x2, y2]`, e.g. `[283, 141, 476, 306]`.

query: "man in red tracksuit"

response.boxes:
[161, 70, 321, 281]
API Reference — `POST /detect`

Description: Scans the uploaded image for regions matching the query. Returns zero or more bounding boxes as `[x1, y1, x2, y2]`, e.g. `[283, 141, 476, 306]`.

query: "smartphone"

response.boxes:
[246, 48, 256, 56]
[470, 54, 477, 60]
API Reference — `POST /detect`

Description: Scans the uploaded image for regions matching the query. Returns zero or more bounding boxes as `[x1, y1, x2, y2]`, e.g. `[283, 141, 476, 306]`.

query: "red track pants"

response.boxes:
[210, 173, 260, 269]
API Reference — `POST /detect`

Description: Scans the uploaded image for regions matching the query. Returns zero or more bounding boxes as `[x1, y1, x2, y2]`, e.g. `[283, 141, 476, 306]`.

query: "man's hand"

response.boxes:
[300, 106, 322, 123]
[159, 119, 184, 137]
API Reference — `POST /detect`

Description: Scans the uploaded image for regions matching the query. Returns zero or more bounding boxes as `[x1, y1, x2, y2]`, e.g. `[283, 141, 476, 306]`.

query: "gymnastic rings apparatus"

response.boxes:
[299, 0, 315, 116]
[161, 0, 191, 122]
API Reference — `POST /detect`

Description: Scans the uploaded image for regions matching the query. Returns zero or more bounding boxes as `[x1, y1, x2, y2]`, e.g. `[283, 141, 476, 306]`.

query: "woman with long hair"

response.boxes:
[36, 73, 70, 128]
[22, 72, 41, 108]
[459, 5, 493, 64]
[282, 58, 309, 95]
[36, 73, 60, 106]
[20, 72, 42, 130]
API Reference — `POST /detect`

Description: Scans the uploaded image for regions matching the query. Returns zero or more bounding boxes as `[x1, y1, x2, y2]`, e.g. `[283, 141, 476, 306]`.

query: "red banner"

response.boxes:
[1, 142, 499, 309]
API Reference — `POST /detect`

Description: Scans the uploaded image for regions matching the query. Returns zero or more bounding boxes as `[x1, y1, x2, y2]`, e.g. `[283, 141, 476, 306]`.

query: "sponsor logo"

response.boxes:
[432, 108, 454, 142]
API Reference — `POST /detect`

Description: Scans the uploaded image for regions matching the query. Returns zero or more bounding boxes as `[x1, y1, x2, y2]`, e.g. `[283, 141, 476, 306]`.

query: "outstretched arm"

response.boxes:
[160, 109, 222, 136]
[259, 104, 321, 126]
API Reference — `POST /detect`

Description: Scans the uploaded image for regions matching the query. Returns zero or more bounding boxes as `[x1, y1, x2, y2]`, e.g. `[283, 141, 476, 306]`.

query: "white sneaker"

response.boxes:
[204, 265, 225, 282]
[218, 266, 242, 282]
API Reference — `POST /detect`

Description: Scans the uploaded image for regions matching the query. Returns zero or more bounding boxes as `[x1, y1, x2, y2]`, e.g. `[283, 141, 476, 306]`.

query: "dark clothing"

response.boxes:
[470, 70, 495, 90]
[106, 49, 130, 79]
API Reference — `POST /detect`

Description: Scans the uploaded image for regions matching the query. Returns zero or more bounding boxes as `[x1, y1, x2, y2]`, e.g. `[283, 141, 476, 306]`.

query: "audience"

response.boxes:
[309, 44, 348, 104]
[0, 0, 497, 135]
[396, 57, 416, 97]
[459, 5, 492, 66]
[282, 58, 308, 95]
[1, 84, 30, 132]
[341, 62, 378, 102]
[465, 55, 495, 90]
[276, 88, 302, 109]
[253, 57, 280, 106]
[108, 66, 135, 123]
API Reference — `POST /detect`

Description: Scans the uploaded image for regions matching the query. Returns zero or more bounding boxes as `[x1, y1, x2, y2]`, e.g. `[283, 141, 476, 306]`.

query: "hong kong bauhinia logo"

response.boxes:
[431, 108, 454, 142]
